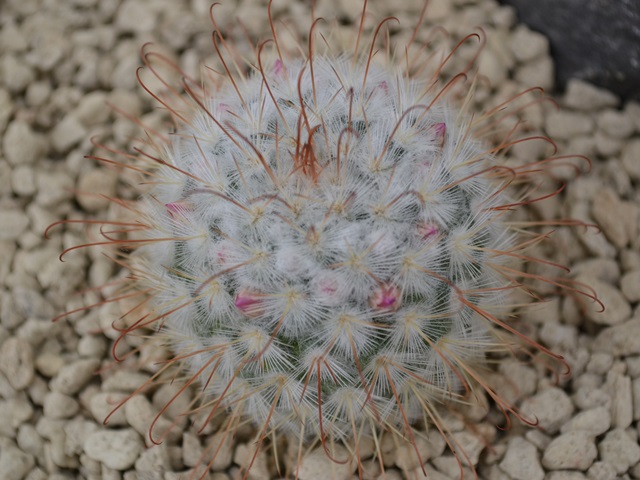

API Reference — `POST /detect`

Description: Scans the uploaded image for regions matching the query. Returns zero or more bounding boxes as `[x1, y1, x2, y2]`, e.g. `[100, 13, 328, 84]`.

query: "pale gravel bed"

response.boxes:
[0, 0, 639, 479]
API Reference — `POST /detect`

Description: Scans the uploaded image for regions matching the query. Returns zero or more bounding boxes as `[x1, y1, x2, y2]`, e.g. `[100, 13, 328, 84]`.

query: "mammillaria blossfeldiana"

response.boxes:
[50, 1, 600, 478]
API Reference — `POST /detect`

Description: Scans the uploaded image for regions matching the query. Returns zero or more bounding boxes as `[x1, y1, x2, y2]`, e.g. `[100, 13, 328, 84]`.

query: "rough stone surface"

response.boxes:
[598, 429, 640, 475]
[0, 440, 35, 480]
[83, 429, 144, 470]
[541, 432, 597, 471]
[582, 278, 631, 326]
[3, 121, 46, 166]
[50, 358, 100, 395]
[563, 79, 620, 111]
[0, 337, 34, 390]
[593, 319, 640, 356]
[500, 0, 640, 100]
[499, 437, 544, 480]
[296, 447, 355, 480]
[520, 388, 574, 434]
[560, 407, 610, 436]
[0, 210, 30, 242]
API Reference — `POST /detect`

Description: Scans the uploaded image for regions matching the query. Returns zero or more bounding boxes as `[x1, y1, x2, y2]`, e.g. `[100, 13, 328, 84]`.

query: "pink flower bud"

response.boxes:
[434, 122, 446, 147]
[370, 283, 401, 311]
[418, 222, 439, 241]
[273, 59, 284, 77]
[234, 289, 264, 317]
[165, 202, 190, 219]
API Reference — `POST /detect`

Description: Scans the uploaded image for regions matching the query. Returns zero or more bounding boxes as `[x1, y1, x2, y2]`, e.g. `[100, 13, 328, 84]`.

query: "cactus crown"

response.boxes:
[144, 51, 512, 443]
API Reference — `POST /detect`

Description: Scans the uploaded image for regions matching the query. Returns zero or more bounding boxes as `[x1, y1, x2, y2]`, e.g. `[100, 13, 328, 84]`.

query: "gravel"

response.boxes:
[2, 0, 640, 479]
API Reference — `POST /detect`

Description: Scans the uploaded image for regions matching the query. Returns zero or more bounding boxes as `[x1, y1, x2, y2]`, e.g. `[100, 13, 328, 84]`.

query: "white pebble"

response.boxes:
[563, 79, 620, 111]
[621, 270, 640, 303]
[595, 130, 623, 157]
[296, 446, 355, 480]
[72, 91, 110, 127]
[76, 169, 118, 212]
[89, 392, 128, 426]
[83, 429, 143, 471]
[134, 443, 170, 473]
[3, 121, 46, 167]
[233, 443, 270, 480]
[11, 165, 36, 197]
[35, 170, 74, 206]
[64, 417, 99, 458]
[395, 435, 432, 471]
[542, 431, 597, 471]
[0, 209, 30, 242]
[510, 25, 549, 62]
[1, 54, 35, 93]
[520, 387, 574, 434]
[0, 394, 34, 437]
[50, 358, 100, 395]
[591, 188, 629, 248]
[581, 278, 631, 326]
[598, 429, 640, 475]
[16, 424, 44, 460]
[515, 56, 554, 91]
[0, 439, 35, 480]
[597, 109, 635, 139]
[499, 437, 543, 480]
[586, 461, 616, 480]
[546, 472, 587, 480]
[572, 386, 611, 411]
[607, 371, 633, 429]
[546, 111, 595, 140]
[34, 352, 64, 378]
[633, 378, 640, 421]
[123, 395, 181, 445]
[621, 139, 640, 181]
[0, 88, 13, 131]
[561, 406, 610, 436]
[101, 370, 151, 392]
[50, 114, 87, 153]
[182, 432, 204, 468]
[0, 337, 34, 390]
[572, 258, 620, 285]
[115, 0, 158, 34]
[478, 49, 508, 88]
[43, 391, 80, 419]
[593, 319, 640, 356]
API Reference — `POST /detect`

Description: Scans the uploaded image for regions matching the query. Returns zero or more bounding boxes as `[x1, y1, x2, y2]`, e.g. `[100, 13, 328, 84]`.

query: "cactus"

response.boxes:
[50, 1, 600, 478]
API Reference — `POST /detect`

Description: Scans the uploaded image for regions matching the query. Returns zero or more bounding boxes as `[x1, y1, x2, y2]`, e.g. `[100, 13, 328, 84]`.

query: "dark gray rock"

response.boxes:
[500, 0, 640, 100]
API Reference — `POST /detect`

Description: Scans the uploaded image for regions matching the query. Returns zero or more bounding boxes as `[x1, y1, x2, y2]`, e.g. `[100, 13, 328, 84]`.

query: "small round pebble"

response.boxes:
[296, 446, 355, 480]
[563, 79, 619, 110]
[83, 429, 144, 470]
[598, 429, 640, 475]
[542, 431, 597, 471]
[0, 210, 30, 242]
[520, 387, 574, 434]
[0, 440, 35, 480]
[43, 391, 80, 419]
[582, 278, 631, 326]
[50, 358, 100, 395]
[560, 406, 610, 436]
[0, 337, 34, 390]
[587, 461, 616, 480]
[499, 437, 544, 480]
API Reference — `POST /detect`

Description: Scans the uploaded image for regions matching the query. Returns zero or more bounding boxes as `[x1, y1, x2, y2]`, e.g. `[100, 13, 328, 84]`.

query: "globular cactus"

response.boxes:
[51, 1, 599, 478]
[147, 52, 507, 443]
